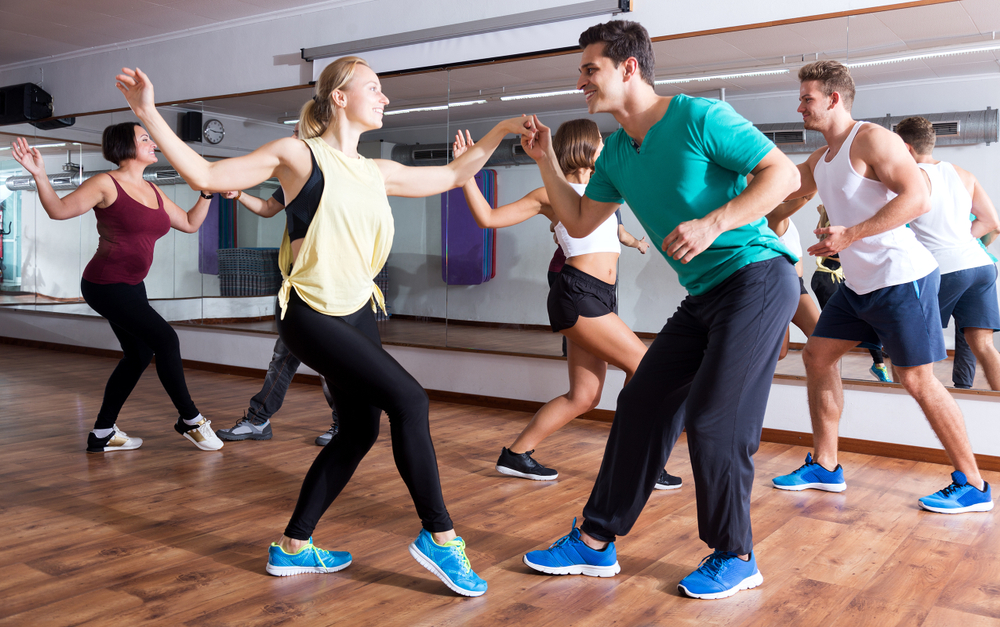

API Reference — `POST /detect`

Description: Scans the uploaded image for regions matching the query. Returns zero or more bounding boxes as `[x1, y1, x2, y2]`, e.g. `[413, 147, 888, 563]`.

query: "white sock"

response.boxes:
[182, 414, 205, 426]
[93, 428, 114, 439]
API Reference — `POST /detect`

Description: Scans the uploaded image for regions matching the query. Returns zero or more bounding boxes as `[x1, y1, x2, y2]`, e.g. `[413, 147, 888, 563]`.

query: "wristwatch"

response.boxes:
[199, 191, 213, 200]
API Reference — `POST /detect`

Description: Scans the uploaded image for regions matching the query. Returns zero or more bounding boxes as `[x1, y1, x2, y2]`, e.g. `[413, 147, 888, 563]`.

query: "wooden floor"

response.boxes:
[2, 344, 999, 626]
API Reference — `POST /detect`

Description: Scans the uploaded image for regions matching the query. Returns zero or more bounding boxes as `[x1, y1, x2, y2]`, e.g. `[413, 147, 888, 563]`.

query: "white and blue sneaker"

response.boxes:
[522, 518, 620, 577]
[772, 453, 846, 492]
[919, 471, 994, 514]
[266, 538, 351, 576]
[409, 529, 487, 597]
[678, 550, 763, 600]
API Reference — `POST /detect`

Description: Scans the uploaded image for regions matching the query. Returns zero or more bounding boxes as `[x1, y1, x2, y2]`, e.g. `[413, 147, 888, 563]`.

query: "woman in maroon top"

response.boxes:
[11, 123, 224, 453]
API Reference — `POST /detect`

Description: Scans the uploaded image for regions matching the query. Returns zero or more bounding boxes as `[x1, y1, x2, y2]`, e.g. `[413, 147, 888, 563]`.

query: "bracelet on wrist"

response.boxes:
[199, 191, 213, 200]
[235, 190, 243, 201]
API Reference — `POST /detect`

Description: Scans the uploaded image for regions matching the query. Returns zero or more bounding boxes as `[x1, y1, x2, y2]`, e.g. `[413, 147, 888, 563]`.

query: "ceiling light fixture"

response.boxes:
[655, 68, 790, 86]
[384, 99, 487, 116]
[0, 142, 67, 151]
[845, 43, 1000, 68]
[499, 89, 583, 101]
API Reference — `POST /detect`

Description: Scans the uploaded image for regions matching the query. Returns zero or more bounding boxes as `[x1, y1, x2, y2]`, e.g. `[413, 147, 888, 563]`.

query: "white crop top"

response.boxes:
[776, 219, 803, 261]
[554, 183, 621, 258]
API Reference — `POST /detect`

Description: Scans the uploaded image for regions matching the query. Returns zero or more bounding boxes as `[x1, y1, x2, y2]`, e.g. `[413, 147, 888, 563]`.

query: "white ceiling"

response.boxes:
[5, 1, 1000, 141]
[0, 0, 332, 67]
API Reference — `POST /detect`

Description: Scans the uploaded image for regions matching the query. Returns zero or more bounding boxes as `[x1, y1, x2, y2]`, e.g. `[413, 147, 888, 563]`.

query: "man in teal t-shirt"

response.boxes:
[519, 20, 801, 600]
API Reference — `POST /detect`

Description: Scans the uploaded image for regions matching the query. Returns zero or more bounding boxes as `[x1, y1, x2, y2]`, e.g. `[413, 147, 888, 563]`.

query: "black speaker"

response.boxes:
[180, 111, 203, 143]
[0, 83, 54, 126]
[31, 117, 75, 131]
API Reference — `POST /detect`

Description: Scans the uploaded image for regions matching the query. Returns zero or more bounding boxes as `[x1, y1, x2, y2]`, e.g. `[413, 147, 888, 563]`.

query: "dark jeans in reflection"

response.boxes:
[952, 329, 977, 389]
[248, 336, 337, 423]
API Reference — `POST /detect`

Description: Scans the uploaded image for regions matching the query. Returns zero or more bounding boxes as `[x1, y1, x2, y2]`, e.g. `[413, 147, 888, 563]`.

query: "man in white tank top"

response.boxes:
[895, 116, 1000, 391]
[771, 61, 992, 514]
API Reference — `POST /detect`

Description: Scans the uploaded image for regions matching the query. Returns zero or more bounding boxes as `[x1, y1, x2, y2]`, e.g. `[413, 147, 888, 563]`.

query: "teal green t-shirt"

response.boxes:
[585, 94, 796, 295]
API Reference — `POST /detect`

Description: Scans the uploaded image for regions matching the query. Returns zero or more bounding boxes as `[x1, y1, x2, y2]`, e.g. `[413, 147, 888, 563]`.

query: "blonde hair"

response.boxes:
[298, 56, 369, 139]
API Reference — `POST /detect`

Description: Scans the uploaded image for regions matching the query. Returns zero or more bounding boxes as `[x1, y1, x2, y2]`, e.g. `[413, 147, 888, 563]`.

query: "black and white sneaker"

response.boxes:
[216, 414, 272, 441]
[314, 422, 339, 446]
[654, 469, 682, 490]
[86, 425, 142, 453]
[495, 447, 558, 481]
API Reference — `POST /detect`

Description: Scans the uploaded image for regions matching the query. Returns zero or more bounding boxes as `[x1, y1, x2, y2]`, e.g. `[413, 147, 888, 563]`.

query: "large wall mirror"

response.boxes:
[4, 0, 999, 391]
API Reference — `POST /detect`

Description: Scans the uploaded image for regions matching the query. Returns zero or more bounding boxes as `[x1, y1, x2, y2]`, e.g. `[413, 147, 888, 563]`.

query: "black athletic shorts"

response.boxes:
[798, 275, 808, 296]
[547, 265, 617, 333]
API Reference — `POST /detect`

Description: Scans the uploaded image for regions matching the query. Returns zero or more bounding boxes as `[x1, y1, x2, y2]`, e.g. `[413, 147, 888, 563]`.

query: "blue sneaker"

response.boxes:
[919, 471, 994, 514]
[772, 453, 846, 492]
[678, 550, 763, 599]
[870, 363, 892, 383]
[409, 529, 487, 597]
[522, 518, 620, 577]
[266, 538, 352, 576]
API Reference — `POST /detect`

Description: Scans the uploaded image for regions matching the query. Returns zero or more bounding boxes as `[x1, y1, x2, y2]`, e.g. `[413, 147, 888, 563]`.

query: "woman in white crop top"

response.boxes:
[454, 119, 680, 489]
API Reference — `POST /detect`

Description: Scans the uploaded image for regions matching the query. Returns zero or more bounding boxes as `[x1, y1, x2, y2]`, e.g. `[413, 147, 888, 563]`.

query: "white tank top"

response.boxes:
[554, 183, 621, 258]
[776, 219, 803, 261]
[909, 161, 994, 275]
[813, 121, 937, 294]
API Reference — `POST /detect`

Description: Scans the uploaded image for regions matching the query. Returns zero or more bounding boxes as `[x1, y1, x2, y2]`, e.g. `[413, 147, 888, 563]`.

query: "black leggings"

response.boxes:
[278, 290, 452, 540]
[81, 279, 200, 429]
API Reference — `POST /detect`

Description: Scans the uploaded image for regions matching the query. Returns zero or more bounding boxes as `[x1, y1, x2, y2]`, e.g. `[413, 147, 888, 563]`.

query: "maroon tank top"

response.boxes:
[82, 174, 171, 285]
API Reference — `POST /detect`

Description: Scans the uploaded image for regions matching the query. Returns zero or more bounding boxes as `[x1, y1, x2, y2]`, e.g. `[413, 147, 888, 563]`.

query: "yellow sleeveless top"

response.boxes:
[277, 137, 394, 318]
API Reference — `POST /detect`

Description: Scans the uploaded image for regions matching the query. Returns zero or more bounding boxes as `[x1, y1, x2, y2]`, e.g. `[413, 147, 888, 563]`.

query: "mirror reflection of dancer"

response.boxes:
[772, 61, 992, 514]
[809, 204, 892, 382]
[215, 124, 340, 446]
[452, 121, 681, 490]
[767, 193, 821, 360]
[116, 57, 532, 596]
[519, 21, 801, 600]
[895, 116, 1000, 391]
[11, 127, 222, 453]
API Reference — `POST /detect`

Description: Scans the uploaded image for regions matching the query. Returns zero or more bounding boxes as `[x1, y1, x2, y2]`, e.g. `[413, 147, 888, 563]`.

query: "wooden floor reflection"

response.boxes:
[193, 316, 994, 390]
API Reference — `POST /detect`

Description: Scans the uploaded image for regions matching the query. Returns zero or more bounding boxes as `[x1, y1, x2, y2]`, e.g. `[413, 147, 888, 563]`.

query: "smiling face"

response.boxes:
[798, 80, 837, 132]
[336, 64, 390, 131]
[132, 125, 158, 165]
[577, 43, 627, 114]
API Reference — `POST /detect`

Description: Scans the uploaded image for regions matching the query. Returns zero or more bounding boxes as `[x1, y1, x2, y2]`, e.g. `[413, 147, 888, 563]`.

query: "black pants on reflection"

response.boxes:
[81, 279, 200, 429]
[279, 290, 452, 540]
[580, 257, 799, 555]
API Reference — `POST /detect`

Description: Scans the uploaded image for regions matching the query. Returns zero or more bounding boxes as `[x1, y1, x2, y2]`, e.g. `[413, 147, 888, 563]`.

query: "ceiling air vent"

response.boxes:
[762, 130, 806, 144]
[891, 121, 960, 136]
[413, 148, 451, 161]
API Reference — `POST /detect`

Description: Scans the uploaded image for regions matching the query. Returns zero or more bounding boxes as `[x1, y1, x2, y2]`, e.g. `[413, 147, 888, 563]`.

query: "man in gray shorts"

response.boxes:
[772, 61, 992, 514]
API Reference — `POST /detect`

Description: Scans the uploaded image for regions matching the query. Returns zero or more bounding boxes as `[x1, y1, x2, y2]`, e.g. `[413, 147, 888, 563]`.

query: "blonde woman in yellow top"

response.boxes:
[116, 57, 532, 597]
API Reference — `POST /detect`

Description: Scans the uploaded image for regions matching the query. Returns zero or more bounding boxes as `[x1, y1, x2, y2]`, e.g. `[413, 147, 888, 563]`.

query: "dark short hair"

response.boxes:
[101, 122, 141, 165]
[798, 60, 855, 111]
[553, 119, 602, 176]
[579, 21, 656, 87]
[894, 116, 936, 155]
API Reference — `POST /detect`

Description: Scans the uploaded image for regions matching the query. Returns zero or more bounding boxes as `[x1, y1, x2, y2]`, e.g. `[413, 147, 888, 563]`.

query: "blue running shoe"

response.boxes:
[266, 538, 352, 576]
[918, 471, 994, 514]
[870, 363, 892, 383]
[772, 453, 846, 492]
[678, 550, 763, 600]
[522, 518, 620, 577]
[409, 529, 487, 597]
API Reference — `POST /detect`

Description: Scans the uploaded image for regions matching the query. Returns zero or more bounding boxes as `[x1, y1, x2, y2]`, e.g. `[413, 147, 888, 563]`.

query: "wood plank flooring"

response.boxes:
[2, 344, 999, 626]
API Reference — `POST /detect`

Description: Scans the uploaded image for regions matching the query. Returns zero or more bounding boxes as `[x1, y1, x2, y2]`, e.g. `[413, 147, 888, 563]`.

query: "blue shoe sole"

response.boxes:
[408, 542, 487, 597]
[522, 554, 620, 577]
[678, 570, 763, 600]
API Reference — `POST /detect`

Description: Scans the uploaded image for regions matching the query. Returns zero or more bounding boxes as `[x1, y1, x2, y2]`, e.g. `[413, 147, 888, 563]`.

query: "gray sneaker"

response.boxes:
[216, 414, 272, 441]
[315, 423, 338, 446]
